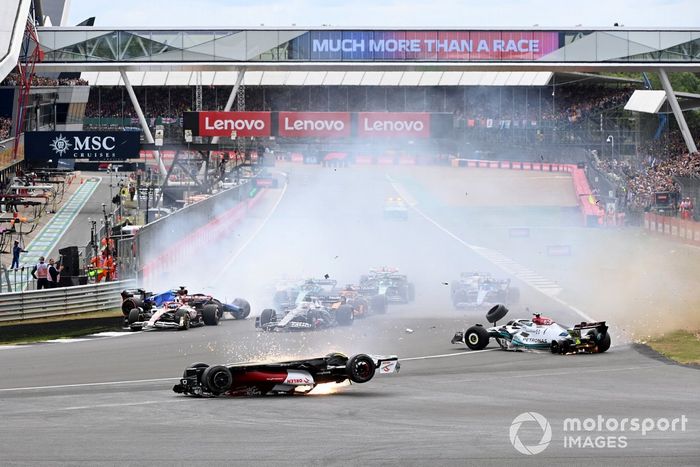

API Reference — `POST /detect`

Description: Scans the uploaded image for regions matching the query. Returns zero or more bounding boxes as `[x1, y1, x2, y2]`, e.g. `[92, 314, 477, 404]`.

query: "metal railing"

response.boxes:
[0, 279, 135, 322]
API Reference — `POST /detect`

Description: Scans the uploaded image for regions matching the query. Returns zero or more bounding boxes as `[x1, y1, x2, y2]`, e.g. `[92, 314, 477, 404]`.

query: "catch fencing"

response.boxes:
[0, 279, 135, 322]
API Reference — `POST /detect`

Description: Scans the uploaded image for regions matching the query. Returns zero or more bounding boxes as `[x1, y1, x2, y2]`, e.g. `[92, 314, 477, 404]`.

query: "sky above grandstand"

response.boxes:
[66, 0, 699, 28]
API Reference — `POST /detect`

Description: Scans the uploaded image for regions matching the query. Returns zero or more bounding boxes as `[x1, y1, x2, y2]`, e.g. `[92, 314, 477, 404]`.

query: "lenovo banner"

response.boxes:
[278, 112, 351, 137]
[358, 113, 431, 138]
[25, 131, 141, 161]
[186, 111, 272, 137]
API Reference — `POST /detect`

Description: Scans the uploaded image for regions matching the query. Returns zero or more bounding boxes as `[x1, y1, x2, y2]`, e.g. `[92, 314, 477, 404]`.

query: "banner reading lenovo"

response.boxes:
[278, 112, 351, 138]
[358, 113, 431, 138]
[187, 111, 272, 137]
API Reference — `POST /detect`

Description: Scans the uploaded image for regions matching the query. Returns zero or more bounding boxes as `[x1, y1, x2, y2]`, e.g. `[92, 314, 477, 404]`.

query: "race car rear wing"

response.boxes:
[573, 321, 607, 330]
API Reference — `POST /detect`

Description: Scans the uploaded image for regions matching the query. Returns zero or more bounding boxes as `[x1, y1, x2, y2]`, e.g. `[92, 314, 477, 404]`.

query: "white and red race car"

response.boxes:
[451, 305, 611, 354]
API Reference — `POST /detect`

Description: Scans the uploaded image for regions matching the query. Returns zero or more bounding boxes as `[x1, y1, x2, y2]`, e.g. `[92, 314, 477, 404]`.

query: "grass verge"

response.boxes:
[647, 330, 700, 366]
[0, 310, 125, 345]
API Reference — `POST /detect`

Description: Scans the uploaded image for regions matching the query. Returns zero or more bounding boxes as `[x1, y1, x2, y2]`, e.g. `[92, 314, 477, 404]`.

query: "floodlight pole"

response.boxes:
[658, 68, 698, 154]
[120, 69, 168, 179]
[209, 69, 245, 181]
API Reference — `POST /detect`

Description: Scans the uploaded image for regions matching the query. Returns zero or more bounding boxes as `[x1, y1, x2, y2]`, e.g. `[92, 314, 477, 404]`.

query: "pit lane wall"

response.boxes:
[644, 213, 700, 246]
[136, 180, 266, 288]
[449, 158, 604, 226]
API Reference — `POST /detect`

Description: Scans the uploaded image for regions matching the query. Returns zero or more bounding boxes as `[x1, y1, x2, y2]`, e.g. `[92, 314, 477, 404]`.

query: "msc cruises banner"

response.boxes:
[25, 131, 141, 161]
[289, 31, 560, 61]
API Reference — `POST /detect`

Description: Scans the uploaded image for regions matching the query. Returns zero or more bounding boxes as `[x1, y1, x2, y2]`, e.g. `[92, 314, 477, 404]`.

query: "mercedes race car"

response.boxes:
[384, 197, 408, 220]
[173, 353, 400, 397]
[451, 304, 611, 354]
[255, 298, 354, 331]
[359, 267, 415, 304]
[451, 272, 519, 309]
[121, 287, 251, 331]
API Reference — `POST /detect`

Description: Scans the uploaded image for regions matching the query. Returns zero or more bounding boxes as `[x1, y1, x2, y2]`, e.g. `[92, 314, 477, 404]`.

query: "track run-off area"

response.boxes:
[1, 163, 698, 466]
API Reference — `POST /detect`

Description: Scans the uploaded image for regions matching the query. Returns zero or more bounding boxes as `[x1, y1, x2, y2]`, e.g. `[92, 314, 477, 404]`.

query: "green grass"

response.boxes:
[0, 310, 124, 345]
[648, 331, 700, 365]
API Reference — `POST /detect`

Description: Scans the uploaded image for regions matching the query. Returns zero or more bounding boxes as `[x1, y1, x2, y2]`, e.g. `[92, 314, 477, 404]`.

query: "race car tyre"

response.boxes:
[260, 309, 277, 327]
[128, 308, 141, 324]
[346, 354, 376, 384]
[598, 332, 611, 353]
[325, 352, 348, 367]
[507, 287, 520, 304]
[465, 325, 490, 350]
[212, 299, 224, 319]
[183, 362, 208, 378]
[129, 324, 142, 332]
[201, 365, 233, 395]
[231, 298, 251, 320]
[202, 304, 220, 326]
[407, 283, 415, 302]
[175, 309, 190, 330]
[371, 294, 387, 314]
[121, 297, 143, 316]
[486, 304, 509, 324]
[336, 304, 354, 326]
[550, 340, 561, 354]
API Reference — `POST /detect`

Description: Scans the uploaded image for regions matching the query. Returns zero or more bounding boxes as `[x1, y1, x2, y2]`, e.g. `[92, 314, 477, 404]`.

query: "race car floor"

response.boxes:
[1, 163, 698, 466]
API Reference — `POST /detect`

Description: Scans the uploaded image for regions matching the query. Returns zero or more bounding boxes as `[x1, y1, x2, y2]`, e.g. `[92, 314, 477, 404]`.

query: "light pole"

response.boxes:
[606, 135, 614, 159]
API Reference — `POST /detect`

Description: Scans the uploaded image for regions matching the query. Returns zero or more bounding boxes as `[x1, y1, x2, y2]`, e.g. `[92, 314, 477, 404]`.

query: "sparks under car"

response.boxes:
[451, 305, 611, 354]
[173, 353, 400, 396]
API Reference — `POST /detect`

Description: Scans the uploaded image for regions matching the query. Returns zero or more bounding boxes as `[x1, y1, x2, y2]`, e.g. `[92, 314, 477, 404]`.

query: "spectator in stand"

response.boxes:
[0, 117, 12, 140]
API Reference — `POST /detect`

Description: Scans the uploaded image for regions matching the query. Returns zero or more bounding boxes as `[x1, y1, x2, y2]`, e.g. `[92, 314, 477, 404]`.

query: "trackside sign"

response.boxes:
[194, 111, 272, 137]
[278, 112, 351, 137]
[25, 131, 141, 161]
[358, 113, 431, 138]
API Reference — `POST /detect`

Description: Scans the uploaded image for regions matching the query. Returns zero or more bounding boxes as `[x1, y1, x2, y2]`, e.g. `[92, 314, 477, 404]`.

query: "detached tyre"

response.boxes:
[202, 304, 220, 326]
[346, 354, 376, 383]
[464, 325, 490, 350]
[486, 304, 509, 324]
[336, 304, 354, 326]
[201, 365, 232, 395]
[231, 298, 251, 319]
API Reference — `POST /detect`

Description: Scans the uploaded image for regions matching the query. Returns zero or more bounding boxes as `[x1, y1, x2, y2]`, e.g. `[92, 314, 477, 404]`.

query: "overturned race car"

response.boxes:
[173, 353, 400, 396]
[451, 304, 611, 354]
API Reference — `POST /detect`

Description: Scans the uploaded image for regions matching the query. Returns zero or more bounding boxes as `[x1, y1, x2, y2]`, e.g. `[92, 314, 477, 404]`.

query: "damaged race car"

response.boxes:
[272, 279, 387, 317]
[359, 267, 415, 304]
[121, 287, 251, 331]
[173, 353, 400, 396]
[451, 272, 519, 309]
[255, 298, 354, 331]
[451, 304, 611, 354]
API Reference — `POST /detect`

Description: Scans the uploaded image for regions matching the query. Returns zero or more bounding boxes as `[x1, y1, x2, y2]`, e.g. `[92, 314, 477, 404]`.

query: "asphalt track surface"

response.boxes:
[1, 164, 699, 466]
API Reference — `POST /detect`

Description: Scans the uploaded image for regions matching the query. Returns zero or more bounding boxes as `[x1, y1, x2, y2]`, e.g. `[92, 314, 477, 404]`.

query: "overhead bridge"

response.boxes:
[32, 27, 700, 72]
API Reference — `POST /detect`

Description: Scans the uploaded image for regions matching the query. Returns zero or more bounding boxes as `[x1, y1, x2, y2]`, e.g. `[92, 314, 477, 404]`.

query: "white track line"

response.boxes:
[386, 174, 594, 323]
[216, 176, 289, 279]
[401, 349, 496, 361]
[0, 377, 178, 392]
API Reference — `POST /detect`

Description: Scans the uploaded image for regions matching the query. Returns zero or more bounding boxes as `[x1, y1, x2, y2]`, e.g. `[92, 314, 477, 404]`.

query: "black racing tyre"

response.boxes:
[336, 304, 354, 326]
[407, 283, 415, 302]
[121, 297, 143, 316]
[212, 299, 224, 319]
[325, 353, 348, 367]
[231, 298, 251, 319]
[183, 362, 209, 378]
[202, 304, 220, 326]
[550, 340, 561, 354]
[465, 325, 490, 350]
[346, 354, 376, 384]
[128, 308, 141, 324]
[201, 365, 233, 395]
[175, 309, 190, 330]
[371, 294, 387, 314]
[486, 304, 509, 324]
[260, 309, 277, 327]
[507, 287, 520, 305]
[597, 332, 610, 353]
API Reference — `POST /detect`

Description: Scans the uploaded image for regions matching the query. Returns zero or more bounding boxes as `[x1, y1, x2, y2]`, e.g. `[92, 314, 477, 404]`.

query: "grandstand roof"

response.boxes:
[0, 0, 32, 82]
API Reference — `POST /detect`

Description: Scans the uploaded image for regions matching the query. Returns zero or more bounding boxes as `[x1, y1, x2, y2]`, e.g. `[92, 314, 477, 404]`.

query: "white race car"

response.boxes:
[451, 305, 611, 354]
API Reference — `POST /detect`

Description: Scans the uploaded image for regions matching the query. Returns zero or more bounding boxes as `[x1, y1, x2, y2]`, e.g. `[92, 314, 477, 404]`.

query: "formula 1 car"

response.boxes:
[272, 279, 387, 317]
[359, 267, 415, 304]
[451, 272, 519, 309]
[272, 278, 338, 311]
[173, 353, 400, 396]
[255, 298, 354, 331]
[121, 287, 250, 325]
[450, 304, 611, 354]
[384, 197, 408, 220]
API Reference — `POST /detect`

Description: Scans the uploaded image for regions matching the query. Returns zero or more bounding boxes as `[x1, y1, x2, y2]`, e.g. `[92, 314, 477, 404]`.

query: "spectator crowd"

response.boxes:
[0, 117, 11, 140]
[1, 72, 88, 87]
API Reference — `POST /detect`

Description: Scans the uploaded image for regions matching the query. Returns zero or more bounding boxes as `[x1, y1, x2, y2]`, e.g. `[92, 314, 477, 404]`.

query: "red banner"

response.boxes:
[278, 112, 351, 137]
[198, 111, 271, 137]
[358, 112, 431, 138]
